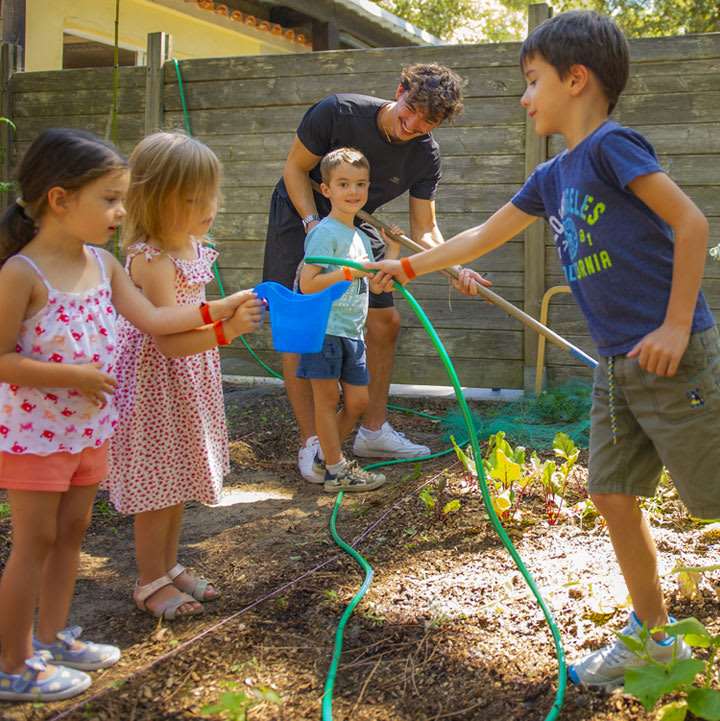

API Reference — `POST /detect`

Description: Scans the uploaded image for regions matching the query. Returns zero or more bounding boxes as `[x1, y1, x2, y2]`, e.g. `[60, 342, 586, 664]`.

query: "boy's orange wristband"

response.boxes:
[213, 319, 230, 346]
[342, 266, 353, 281]
[401, 256, 417, 280]
[200, 302, 213, 324]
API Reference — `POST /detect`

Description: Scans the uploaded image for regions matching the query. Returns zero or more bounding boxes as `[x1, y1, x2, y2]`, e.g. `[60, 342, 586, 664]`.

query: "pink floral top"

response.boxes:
[0, 248, 117, 455]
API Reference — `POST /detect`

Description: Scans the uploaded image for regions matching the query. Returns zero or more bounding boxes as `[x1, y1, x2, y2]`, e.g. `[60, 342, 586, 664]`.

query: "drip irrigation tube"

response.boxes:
[306, 257, 566, 721]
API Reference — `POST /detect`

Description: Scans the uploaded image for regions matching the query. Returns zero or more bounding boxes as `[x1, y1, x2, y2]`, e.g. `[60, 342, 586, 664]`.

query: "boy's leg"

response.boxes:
[0, 489, 61, 675]
[337, 380, 369, 445]
[35, 483, 98, 645]
[590, 492, 668, 635]
[311, 377, 343, 465]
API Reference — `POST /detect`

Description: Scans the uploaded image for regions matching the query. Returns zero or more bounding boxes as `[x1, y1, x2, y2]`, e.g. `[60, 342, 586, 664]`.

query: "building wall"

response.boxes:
[25, 0, 308, 71]
[8, 33, 720, 389]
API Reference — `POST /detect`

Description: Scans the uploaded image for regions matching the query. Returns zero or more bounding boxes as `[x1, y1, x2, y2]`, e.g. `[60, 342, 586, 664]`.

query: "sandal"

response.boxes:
[168, 563, 220, 602]
[33, 626, 120, 671]
[133, 575, 204, 620]
[0, 650, 91, 701]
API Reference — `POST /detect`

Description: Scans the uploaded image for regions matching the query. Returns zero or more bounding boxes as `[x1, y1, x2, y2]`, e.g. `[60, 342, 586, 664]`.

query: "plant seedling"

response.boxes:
[201, 681, 281, 721]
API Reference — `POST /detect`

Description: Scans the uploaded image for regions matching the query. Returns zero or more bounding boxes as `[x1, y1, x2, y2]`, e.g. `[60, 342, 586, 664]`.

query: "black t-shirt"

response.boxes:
[275, 93, 442, 227]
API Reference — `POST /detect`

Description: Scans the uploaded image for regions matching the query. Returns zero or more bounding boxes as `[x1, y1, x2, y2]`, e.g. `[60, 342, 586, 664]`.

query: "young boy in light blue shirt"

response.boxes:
[297, 147, 400, 492]
[367, 10, 718, 686]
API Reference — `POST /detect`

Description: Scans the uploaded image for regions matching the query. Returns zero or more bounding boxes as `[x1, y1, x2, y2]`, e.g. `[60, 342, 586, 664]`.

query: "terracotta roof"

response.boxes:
[184, 0, 311, 47]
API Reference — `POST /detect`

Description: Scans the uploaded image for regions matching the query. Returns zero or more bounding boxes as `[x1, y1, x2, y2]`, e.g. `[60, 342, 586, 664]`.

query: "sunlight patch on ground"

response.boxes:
[211, 488, 294, 507]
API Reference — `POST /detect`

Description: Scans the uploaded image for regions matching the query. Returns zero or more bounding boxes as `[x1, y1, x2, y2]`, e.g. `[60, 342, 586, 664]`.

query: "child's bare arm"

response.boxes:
[626, 172, 709, 377]
[366, 202, 535, 285]
[299, 262, 364, 295]
[106, 250, 251, 334]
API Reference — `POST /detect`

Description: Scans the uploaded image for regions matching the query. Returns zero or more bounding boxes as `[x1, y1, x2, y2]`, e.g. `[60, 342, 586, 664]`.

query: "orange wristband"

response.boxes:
[200, 302, 212, 325]
[213, 319, 230, 346]
[342, 266, 353, 281]
[401, 256, 417, 280]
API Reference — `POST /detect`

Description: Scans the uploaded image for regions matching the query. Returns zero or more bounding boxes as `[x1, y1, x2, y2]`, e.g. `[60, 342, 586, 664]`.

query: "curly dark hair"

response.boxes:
[399, 63, 464, 125]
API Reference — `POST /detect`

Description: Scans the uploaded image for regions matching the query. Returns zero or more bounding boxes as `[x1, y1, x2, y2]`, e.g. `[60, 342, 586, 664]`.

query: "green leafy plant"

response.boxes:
[0, 502, 10, 519]
[535, 433, 580, 525]
[201, 681, 281, 721]
[418, 476, 460, 522]
[621, 617, 720, 720]
[324, 589, 338, 602]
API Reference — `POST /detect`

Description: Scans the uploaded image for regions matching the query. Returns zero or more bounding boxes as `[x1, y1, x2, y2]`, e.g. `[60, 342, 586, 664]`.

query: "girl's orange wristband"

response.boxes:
[213, 319, 230, 346]
[401, 256, 417, 280]
[200, 302, 213, 325]
[342, 266, 353, 281]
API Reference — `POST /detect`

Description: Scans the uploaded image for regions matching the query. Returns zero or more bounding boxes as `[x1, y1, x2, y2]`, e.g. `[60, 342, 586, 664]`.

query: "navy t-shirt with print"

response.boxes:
[511, 120, 714, 356]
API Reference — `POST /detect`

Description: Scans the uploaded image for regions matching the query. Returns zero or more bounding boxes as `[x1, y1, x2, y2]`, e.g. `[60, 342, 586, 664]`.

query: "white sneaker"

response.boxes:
[352, 422, 430, 459]
[568, 611, 692, 686]
[298, 436, 324, 483]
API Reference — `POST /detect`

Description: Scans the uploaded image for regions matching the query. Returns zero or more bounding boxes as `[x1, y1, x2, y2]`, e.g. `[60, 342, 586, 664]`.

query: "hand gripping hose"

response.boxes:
[305, 257, 566, 721]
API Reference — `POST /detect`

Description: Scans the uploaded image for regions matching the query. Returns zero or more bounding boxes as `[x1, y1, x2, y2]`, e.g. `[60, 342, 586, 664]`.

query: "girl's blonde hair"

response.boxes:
[122, 131, 221, 250]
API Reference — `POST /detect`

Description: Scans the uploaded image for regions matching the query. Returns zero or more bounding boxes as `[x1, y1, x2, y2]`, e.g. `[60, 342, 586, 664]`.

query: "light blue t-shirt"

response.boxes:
[303, 217, 373, 340]
[511, 120, 714, 356]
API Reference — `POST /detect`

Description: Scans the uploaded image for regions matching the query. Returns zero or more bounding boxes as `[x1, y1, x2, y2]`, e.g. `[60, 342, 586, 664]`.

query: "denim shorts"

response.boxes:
[588, 325, 720, 518]
[296, 335, 370, 386]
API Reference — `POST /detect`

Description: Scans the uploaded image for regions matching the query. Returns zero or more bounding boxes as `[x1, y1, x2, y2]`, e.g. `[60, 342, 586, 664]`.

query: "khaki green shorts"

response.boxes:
[588, 325, 720, 519]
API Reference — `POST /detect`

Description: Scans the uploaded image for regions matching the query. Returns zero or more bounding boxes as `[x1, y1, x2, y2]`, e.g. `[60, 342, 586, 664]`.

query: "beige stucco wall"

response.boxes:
[26, 0, 309, 71]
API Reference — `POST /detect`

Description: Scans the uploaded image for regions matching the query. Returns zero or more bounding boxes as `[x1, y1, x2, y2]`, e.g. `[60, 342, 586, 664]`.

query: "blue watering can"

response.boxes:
[253, 280, 351, 353]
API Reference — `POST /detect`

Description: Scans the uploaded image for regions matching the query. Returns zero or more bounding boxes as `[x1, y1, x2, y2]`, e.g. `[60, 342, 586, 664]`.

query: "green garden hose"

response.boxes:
[306, 256, 566, 721]
[170, 63, 566, 717]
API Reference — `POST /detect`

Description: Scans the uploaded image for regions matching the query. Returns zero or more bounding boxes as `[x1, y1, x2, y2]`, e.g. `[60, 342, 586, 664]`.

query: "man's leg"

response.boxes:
[353, 306, 430, 459]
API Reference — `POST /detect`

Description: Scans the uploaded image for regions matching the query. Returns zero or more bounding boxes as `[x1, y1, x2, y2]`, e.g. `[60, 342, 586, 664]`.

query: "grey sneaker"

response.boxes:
[352, 422, 430, 459]
[568, 611, 692, 686]
[324, 460, 386, 493]
[33, 626, 120, 671]
[298, 436, 324, 483]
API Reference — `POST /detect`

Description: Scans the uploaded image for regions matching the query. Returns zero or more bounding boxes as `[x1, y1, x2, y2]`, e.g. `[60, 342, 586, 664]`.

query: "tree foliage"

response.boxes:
[380, 0, 719, 42]
[376, 0, 476, 40]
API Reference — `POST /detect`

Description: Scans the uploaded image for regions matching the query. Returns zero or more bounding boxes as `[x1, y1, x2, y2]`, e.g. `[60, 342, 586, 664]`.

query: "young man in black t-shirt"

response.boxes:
[262, 64, 468, 483]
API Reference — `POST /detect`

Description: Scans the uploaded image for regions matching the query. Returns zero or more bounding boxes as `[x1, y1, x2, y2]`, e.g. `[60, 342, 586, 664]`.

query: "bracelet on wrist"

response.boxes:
[213, 319, 230, 346]
[200, 301, 213, 325]
[301, 213, 321, 232]
[401, 256, 417, 280]
[342, 266, 353, 281]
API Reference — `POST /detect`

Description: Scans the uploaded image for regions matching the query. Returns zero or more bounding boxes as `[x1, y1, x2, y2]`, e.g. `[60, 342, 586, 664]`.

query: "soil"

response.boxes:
[1, 379, 718, 721]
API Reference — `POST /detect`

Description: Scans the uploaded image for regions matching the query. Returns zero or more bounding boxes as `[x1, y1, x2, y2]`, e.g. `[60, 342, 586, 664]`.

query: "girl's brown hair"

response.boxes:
[0, 128, 127, 265]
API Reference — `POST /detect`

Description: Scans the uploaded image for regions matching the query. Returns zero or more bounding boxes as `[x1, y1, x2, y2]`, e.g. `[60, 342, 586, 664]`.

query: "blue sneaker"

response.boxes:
[33, 626, 120, 671]
[0, 650, 91, 701]
[568, 611, 692, 686]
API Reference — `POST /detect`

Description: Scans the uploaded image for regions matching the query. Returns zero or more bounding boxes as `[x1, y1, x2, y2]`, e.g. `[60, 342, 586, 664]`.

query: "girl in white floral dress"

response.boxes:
[106, 132, 257, 620]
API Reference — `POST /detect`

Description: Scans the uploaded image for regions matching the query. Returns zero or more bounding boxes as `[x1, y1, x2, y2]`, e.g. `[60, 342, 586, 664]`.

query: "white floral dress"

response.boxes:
[105, 241, 229, 514]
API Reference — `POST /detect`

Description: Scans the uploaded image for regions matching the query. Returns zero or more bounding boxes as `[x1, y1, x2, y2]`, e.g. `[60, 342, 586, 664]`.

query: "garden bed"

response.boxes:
[1, 379, 718, 721]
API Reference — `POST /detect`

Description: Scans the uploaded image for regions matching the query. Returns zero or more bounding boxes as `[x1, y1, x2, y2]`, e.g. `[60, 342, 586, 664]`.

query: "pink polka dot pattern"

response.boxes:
[104, 241, 229, 514]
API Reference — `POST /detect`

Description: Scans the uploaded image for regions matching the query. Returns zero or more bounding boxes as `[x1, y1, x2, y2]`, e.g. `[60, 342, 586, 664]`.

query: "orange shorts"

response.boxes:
[0, 441, 109, 492]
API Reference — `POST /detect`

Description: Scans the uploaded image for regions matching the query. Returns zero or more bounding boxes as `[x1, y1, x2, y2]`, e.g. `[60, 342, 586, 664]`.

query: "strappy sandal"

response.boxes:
[133, 575, 204, 620]
[168, 563, 220, 602]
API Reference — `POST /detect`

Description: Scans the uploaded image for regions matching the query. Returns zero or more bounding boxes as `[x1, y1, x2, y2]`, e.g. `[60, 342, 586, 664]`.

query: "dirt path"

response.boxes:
[1, 381, 718, 721]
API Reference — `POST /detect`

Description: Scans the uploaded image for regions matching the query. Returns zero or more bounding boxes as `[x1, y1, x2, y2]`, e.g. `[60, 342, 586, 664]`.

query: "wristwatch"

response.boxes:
[301, 214, 321, 232]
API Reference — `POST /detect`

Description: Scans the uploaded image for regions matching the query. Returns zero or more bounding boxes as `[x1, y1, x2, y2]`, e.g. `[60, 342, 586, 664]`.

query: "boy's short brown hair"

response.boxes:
[320, 147, 370, 184]
[399, 63, 464, 125]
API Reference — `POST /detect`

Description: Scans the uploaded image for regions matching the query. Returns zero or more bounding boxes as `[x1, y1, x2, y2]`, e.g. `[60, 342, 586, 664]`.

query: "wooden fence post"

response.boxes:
[144, 32, 172, 136]
[0, 42, 22, 215]
[523, 3, 551, 392]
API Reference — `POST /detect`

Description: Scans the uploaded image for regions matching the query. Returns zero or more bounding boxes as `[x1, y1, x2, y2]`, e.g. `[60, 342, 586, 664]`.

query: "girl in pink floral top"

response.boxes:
[0, 128, 263, 703]
[105, 132, 254, 622]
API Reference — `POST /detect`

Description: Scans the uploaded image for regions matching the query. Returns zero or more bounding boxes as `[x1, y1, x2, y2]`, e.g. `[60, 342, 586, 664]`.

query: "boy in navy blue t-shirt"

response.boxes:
[366, 10, 719, 686]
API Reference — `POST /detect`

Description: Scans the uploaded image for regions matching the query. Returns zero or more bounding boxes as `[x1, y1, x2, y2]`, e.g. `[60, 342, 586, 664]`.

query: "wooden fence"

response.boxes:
[3, 16, 720, 390]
